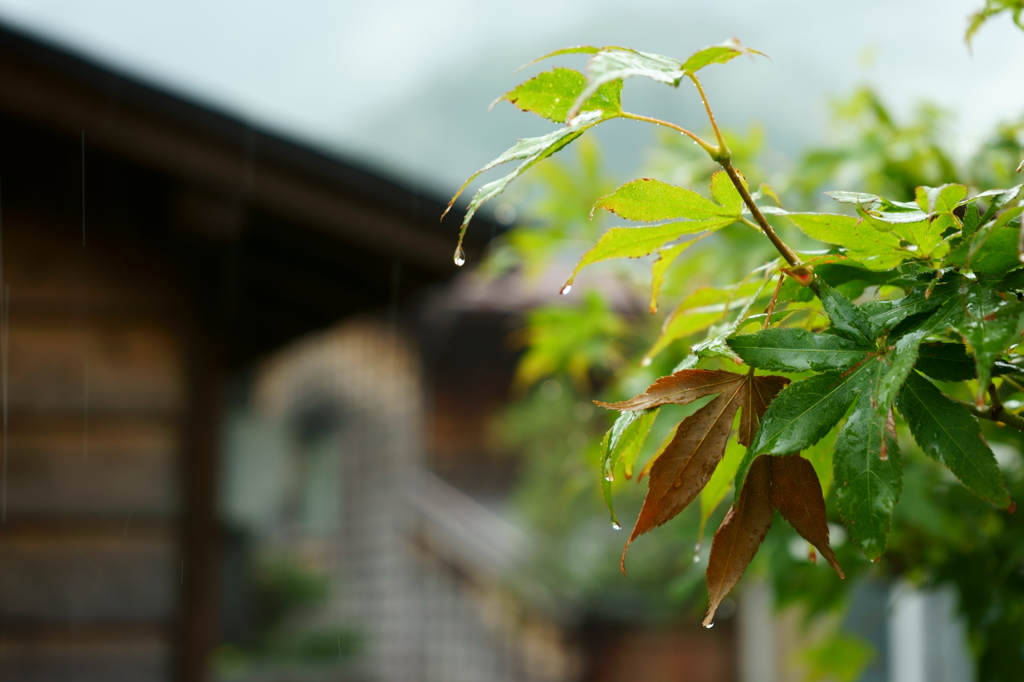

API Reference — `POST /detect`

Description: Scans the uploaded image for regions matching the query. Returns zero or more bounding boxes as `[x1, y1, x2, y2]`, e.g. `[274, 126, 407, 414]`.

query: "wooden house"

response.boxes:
[0, 20, 500, 682]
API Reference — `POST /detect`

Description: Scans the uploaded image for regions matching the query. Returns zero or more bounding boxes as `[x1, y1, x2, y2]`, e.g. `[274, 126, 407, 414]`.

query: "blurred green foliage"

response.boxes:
[213, 554, 361, 679]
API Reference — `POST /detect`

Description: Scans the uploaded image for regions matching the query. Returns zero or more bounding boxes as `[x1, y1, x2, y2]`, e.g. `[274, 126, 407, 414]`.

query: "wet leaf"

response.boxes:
[914, 342, 977, 382]
[897, 371, 1011, 508]
[738, 374, 791, 447]
[645, 281, 766, 361]
[859, 280, 955, 337]
[780, 212, 907, 270]
[833, 361, 902, 559]
[599, 409, 658, 525]
[743, 366, 868, 479]
[611, 370, 788, 571]
[728, 328, 871, 373]
[710, 169, 744, 212]
[516, 45, 602, 71]
[915, 184, 967, 214]
[967, 228, 1021, 276]
[593, 178, 736, 222]
[650, 242, 695, 313]
[567, 40, 760, 120]
[597, 368, 744, 412]
[602, 408, 659, 479]
[703, 455, 773, 627]
[875, 329, 929, 412]
[496, 68, 622, 123]
[562, 218, 730, 289]
[445, 110, 608, 259]
[621, 380, 746, 570]
[769, 455, 844, 578]
[950, 279, 1024, 401]
[975, 183, 1023, 221]
[818, 280, 873, 346]
[680, 38, 764, 73]
[570, 48, 685, 118]
[962, 200, 981, 239]
[700, 435, 745, 535]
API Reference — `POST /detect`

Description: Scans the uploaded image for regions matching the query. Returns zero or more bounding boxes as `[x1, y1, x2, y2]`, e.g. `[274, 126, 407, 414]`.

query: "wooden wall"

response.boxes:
[0, 208, 188, 682]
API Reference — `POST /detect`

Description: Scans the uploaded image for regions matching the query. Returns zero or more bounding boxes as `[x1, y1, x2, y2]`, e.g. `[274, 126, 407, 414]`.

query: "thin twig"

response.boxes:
[952, 393, 1024, 432]
[687, 74, 728, 155]
[619, 112, 719, 157]
[762, 274, 785, 330]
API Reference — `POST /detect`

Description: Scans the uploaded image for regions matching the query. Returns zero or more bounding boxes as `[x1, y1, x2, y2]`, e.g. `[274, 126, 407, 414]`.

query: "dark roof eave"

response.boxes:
[0, 19, 497, 274]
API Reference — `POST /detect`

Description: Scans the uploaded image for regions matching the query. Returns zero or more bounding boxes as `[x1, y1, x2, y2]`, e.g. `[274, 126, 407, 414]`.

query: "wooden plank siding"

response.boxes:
[0, 208, 187, 681]
[0, 18, 490, 680]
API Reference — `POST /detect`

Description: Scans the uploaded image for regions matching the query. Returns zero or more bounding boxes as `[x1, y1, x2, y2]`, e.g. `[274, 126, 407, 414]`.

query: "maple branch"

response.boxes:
[683, 75, 813, 285]
[721, 162, 811, 280]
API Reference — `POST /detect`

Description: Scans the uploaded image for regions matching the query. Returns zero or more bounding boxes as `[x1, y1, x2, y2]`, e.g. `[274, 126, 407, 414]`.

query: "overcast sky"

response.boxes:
[0, 0, 1020, 198]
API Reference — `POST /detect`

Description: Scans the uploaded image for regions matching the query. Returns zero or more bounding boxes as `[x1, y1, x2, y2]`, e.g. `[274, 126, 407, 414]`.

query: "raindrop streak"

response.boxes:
[0, 181, 6, 524]
[83, 359, 89, 462]
[338, 636, 343, 660]
[123, 511, 133, 535]
[81, 131, 86, 247]
[560, 284, 572, 295]
[453, 247, 466, 267]
[388, 259, 401, 335]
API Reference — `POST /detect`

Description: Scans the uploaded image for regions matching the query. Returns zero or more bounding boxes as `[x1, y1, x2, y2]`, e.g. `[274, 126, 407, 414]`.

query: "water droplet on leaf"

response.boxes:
[704, 621, 714, 629]
[560, 284, 572, 295]
[611, 522, 622, 530]
[604, 473, 614, 482]
[453, 247, 466, 267]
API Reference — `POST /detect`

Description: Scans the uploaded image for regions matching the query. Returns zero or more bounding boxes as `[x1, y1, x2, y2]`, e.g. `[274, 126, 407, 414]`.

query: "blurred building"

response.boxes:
[0, 19, 584, 682]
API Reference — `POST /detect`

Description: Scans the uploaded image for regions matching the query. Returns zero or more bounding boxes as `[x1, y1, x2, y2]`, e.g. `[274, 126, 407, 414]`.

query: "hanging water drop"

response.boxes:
[693, 553, 701, 563]
[704, 621, 714, 629]
[604, 473, 614, 482]
[611, 521, 622, 530]
[560, 283, 572, 295]
[640, 357, 652, 367]
[453, 246, 466, 267]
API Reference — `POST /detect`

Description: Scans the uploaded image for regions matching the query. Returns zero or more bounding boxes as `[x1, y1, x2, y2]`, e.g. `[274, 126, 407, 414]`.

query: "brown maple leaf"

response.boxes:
[768, 455, 844, 578]
[703, 454, 845, 627]
[738, 373, 789, 447]
[704, 454, 774, 627]
[604, 369, 790, 573]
